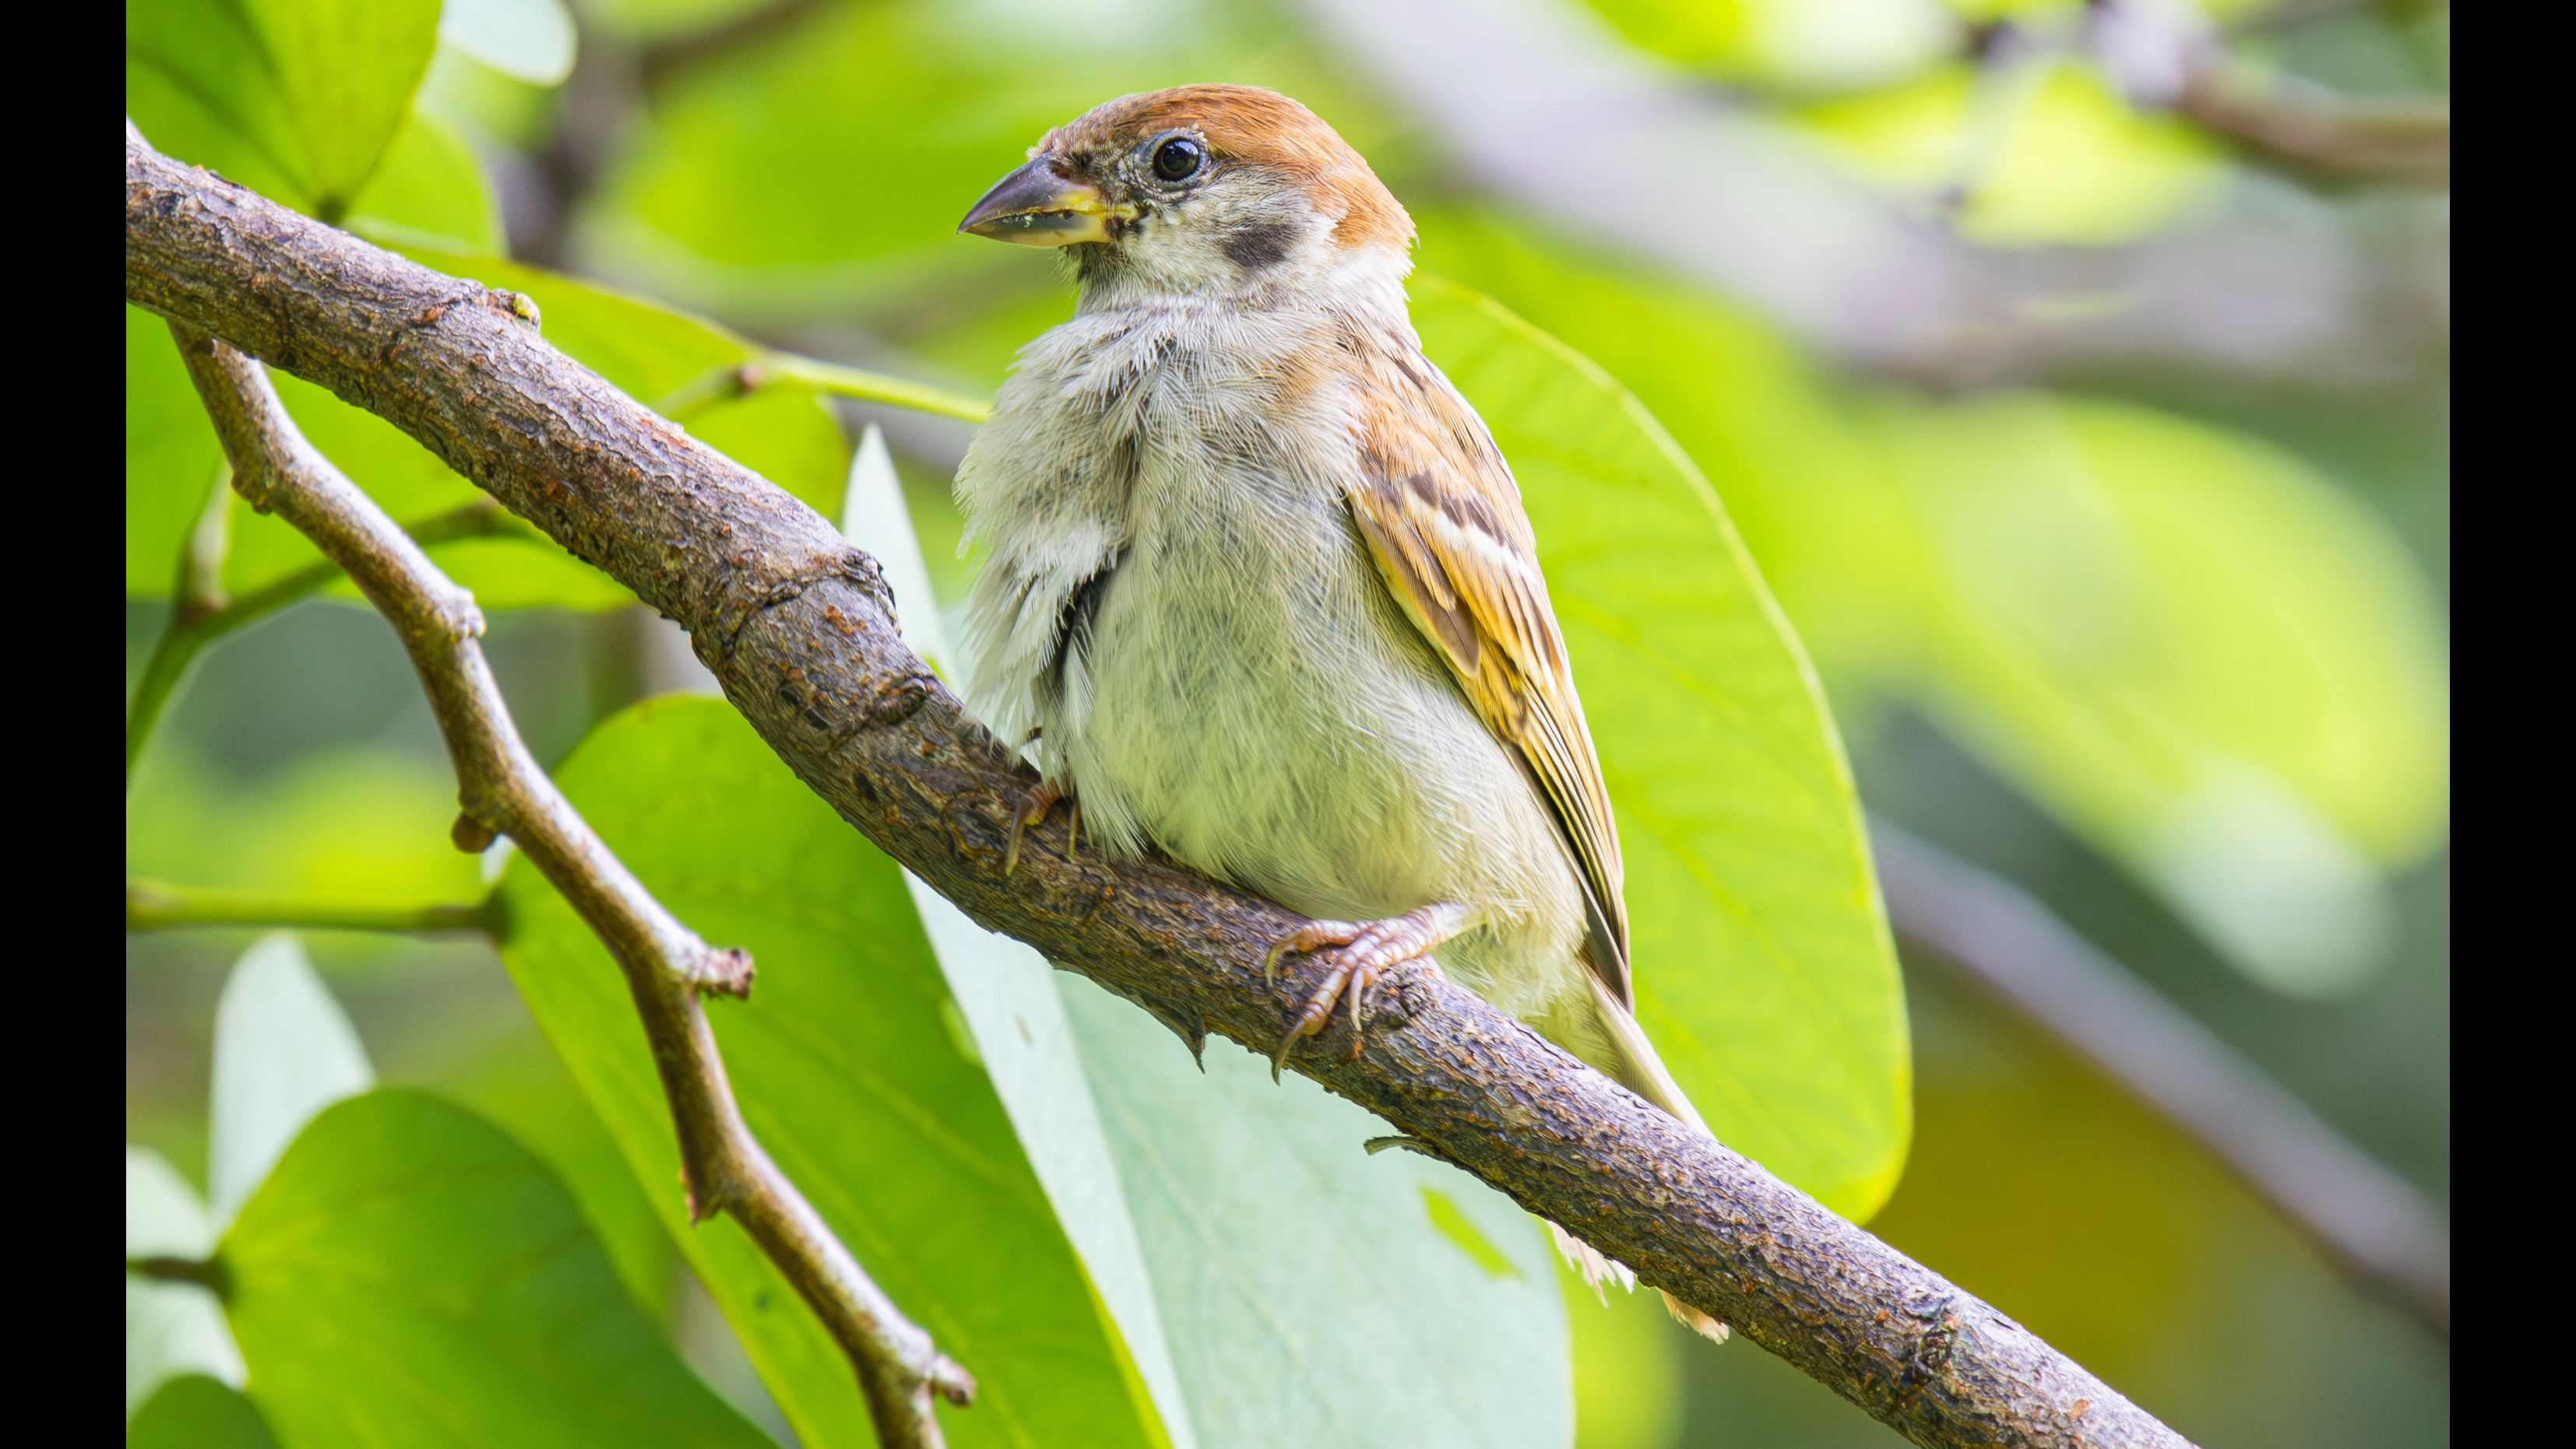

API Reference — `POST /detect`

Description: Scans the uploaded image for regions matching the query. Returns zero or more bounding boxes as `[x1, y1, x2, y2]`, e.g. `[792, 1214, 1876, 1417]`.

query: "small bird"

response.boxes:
[952, 85, 1723, 1338]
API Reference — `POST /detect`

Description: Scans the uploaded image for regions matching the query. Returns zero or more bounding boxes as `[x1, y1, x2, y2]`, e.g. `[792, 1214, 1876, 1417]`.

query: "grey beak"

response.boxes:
[958, 158, 1117, 247]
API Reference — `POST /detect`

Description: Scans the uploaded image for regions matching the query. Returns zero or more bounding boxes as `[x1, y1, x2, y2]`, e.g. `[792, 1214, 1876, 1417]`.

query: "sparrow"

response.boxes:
[952, 84, 1723, 1338]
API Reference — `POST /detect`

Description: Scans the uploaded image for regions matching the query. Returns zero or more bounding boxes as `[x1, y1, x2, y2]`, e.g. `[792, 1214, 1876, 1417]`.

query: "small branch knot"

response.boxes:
[688, 945, 757, 998]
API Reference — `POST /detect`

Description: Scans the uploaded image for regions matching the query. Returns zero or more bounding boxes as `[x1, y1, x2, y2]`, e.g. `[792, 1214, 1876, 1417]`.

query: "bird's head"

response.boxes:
[957, 85, 1413, 304]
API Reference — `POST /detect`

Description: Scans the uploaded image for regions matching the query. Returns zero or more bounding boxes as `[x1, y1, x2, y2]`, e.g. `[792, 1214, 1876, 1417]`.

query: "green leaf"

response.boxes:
[1579, 0, 1953, 91]
[343, 111, 506, 254]
[208, 934, 374, 1225]
[125, 304, 226, 597]
[443, 1028, 684, 1324]
[127, 1148, 243, 1418]
[590, 2, 1135, 287]
[125, 0, 444, 219]
[1413, 212, 2448, 995]
[839, 427, 1571, 1448]
[128, 1375, 280, 1449]
[1061, 979, 1573, 1447]
[1872, 393, 2450, 992]
[440, 0, 577, 85]
[1411, 277, 1912, 1219]
[496, 698, 1160, 1449]
[220, 1091, 769, 1447]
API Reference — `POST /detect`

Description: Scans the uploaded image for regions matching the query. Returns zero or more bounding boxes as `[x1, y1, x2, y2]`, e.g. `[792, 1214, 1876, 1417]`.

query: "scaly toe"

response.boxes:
[1264, 919, 1361, 987]
[1264, 903, 1470, 1080]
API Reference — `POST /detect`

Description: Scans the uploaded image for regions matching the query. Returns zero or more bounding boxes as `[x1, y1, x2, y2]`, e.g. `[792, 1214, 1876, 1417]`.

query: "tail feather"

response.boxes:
[1547, 975, 1731, 1343]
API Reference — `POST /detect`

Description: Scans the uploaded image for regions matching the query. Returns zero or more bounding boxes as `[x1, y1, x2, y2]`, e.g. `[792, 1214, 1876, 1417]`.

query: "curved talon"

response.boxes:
[1262, 902, 1470, 1081]
[1003, 779, 1065, 876]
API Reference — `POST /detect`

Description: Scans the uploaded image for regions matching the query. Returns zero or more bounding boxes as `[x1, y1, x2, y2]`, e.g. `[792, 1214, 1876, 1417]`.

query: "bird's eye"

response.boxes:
[1152, 136, 1204, 182]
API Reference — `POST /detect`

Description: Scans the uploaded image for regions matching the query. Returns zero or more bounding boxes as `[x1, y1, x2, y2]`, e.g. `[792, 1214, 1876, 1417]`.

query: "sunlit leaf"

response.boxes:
[343, 111, 506, 254]
[125, 0, 443, 218]
[208, 934, 374, 1224]
[125, 304, 226, 597]
[497, 698, 1160, 1449]
[1874, 393, 2449, 990]
[220, 1091, 769, 1447]
[440, 0, 577, 86]
[1582, 0, 1956, 91]
[1413, 278, 1913, 1218]
[1063, 979, 1574, 1447]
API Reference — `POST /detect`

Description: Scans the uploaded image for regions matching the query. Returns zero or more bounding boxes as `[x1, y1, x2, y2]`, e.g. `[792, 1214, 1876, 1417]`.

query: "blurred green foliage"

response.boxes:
[128, 0, 2447, 1444]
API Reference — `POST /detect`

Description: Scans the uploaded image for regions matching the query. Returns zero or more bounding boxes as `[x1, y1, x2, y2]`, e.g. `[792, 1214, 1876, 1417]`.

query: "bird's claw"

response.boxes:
[1262, 902, 1469, 1081]
[1003, 780, 1071, 876]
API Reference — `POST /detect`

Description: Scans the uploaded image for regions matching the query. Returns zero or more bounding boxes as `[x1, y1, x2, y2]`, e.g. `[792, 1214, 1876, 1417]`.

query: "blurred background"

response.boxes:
[126, 0, 2448, 1444]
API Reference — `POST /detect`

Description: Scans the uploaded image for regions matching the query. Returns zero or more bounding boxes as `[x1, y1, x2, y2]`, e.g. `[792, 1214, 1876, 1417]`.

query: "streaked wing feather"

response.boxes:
[1347, 343, 1631, 1004]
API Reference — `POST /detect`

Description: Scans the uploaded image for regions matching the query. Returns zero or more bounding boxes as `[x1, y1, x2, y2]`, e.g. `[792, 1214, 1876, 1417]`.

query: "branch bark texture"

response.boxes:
[128, 125, 2192, 1449]
[159, 312, 973, 1448]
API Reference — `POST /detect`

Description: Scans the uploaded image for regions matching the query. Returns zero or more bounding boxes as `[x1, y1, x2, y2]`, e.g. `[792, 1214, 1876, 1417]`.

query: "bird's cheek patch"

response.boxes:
[1220, 220, 1298, 271]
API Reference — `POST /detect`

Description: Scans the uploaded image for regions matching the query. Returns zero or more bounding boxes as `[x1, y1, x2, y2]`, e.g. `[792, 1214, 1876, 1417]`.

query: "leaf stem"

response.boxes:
[756, 353, 992, 424]
[125, 878, 499, 937]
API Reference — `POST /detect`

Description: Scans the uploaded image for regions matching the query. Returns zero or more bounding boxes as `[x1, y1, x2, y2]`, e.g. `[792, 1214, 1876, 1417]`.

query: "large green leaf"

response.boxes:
[220, 1090, 769, 1447]
[207, 934, 374, 1225]
[341, 111, 506, 254]
[128, 1375, 280, 1449]
[1412, 278, 1912, 1218]
[496, 699, 1159, 1449]
[837, 435, 1568, 1449]
[1063, 979, 1573, 1447]
[1872, 393, 2450, 992]
[1414, 213, 2448, 995]
[125, 0, 442, 220]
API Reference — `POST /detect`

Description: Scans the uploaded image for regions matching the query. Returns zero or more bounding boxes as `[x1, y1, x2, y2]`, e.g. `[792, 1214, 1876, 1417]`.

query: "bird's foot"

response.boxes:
[1003, 780, 1077, 875]
[1263, 902, 1469, 1081]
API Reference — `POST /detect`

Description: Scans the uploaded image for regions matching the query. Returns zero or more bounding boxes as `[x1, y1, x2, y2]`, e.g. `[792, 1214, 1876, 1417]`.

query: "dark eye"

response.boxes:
[1152, 136, 1204, 182]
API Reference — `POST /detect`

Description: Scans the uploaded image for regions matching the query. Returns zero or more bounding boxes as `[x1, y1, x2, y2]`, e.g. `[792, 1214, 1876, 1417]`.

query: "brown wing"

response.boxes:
[1346, 345, 1632, 1004]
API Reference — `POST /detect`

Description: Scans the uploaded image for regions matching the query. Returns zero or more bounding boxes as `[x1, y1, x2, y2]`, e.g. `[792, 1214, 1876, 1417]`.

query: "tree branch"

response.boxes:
[1871, 820, 2450, 1340]
[128, 125, 2194, 1449]
[2084, 0, 2448, 188]
[158, 312, 975, 1449]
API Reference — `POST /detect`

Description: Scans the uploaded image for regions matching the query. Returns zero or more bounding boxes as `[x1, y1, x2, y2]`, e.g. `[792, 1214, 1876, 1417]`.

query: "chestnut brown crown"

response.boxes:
[957, 86, 1413, 290]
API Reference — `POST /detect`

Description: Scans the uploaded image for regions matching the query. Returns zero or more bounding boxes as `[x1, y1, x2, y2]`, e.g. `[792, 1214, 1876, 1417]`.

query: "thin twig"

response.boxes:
[124, 877, 499, 936]
[1871, 818, 2450, 1340]
[162, 319, 974, 1449]
[1286, 0, 2442, 389]
[2083, 0, 2448, 187]
[122, 497, 536, 784]
[130, 126, 2194, 1448]
[125, 459, 232, 783]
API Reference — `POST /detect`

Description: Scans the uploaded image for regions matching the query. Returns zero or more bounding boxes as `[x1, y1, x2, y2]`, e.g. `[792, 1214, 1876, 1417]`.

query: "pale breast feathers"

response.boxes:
[1343, 339, 1633, 1002]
